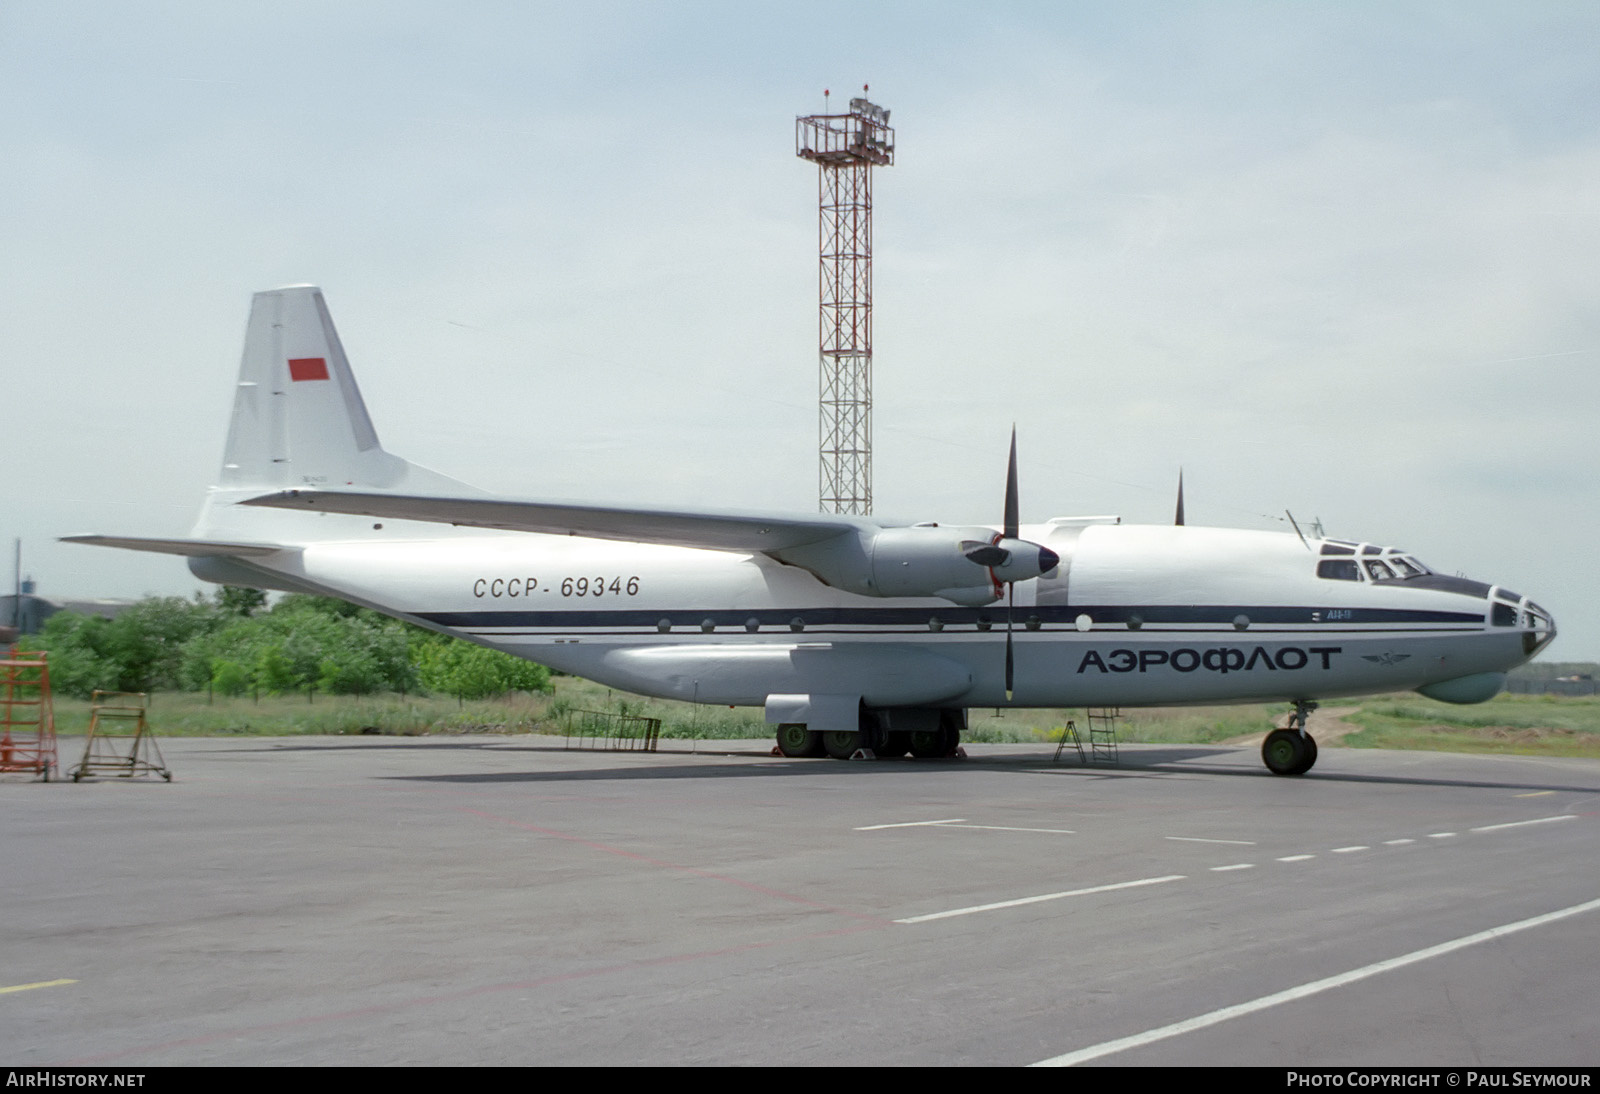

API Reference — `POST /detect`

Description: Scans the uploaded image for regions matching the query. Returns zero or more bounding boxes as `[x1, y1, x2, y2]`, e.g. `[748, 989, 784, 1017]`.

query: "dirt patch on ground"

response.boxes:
[1224, 705, 1364, 748]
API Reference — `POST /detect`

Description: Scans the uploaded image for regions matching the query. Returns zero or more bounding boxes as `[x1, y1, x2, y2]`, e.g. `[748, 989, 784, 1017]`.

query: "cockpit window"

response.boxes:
[1316, 542, 1433, 580]
[1492, 602, 1518, 627]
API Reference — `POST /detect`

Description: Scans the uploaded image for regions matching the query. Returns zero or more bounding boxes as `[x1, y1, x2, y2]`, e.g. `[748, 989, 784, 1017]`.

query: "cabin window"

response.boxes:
[1317, 559, 1361, 581]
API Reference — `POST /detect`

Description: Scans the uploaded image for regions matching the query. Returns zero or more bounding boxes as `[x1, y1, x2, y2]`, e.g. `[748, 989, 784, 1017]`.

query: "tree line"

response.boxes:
[28, 590, 551, 701]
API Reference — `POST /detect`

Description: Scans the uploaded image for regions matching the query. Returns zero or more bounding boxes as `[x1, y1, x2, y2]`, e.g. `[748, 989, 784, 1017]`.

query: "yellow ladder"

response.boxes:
[72, 691, 171, 782]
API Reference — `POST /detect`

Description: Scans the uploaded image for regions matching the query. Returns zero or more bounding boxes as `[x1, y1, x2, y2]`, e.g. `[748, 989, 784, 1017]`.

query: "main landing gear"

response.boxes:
[1262, 700, 1319, 776]
[774, 710, 963, 760]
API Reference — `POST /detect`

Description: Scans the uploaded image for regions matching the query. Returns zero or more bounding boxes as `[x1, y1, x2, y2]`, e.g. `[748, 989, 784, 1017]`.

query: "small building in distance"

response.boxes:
[1, 579, 137, 637]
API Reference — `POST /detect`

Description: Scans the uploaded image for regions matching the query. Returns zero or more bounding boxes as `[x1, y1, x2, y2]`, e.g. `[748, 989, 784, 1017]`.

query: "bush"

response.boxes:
[416, 637, 551, 700]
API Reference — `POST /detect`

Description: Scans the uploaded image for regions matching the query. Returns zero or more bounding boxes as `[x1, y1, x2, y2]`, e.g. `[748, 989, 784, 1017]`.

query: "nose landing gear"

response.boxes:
[1262, 700, 1319, 776]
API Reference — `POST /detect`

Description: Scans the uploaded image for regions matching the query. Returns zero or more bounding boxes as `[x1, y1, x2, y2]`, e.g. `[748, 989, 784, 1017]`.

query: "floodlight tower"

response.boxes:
[796, 88, 894, 514]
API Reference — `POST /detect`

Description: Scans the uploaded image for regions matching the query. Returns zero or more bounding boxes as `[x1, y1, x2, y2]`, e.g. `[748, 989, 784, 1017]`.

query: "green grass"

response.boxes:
[35, 682, 1600, 760]
[42, 676, 770, 740]
[964, 704, 1277, 745]
[1342, 693, 1600, 758]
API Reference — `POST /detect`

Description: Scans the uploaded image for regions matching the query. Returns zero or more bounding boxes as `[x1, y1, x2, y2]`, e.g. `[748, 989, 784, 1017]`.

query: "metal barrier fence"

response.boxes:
[561, 709, 662, 752]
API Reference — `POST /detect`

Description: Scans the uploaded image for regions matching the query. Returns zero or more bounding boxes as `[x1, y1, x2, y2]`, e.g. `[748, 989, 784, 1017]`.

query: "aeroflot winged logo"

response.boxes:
[288, 357, 330, 382]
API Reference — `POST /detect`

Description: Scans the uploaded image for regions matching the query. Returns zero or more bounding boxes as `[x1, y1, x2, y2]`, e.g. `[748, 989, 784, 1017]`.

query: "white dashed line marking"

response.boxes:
[1277, 854, 1315, 862]
[1428, 832, 1457, 839]
[1210, 863, 1254, 872]
[1330, 846, 1369, 853]
[1166, 836, 1256, 845]
[1384, 839, 1415, 845]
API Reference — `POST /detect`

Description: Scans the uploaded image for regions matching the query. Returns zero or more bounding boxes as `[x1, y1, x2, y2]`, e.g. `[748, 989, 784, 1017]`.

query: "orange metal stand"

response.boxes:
[1, 646, 59, 780]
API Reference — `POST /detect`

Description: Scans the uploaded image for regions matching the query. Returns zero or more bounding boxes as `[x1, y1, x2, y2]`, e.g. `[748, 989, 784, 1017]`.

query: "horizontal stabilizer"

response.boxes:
[61, 535, 292, 558]
[242, 489, 872, 553]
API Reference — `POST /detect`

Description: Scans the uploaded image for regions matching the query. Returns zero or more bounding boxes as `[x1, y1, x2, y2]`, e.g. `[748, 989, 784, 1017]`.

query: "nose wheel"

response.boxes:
[1262, 700, 1319, 776]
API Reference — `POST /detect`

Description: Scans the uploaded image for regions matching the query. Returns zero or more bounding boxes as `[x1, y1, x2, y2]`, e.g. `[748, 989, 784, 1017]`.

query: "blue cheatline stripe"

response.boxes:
[414, 603, 1484, 629]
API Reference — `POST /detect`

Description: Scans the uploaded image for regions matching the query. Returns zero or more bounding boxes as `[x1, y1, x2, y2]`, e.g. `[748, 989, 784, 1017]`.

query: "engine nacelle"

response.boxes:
[772, 525, 1060, 605]
[869, 526, 1004, 605]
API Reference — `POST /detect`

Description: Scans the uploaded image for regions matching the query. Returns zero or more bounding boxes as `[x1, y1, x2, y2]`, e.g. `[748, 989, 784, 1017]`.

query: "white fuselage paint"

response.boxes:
[227, 519, 1538, 711]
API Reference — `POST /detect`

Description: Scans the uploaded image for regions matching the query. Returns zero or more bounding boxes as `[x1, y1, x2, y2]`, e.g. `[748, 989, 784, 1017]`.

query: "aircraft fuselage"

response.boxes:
[196, 518, 1550, 712]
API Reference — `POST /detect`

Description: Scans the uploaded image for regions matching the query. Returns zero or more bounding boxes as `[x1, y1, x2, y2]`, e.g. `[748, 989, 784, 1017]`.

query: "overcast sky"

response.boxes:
[4, 2, 1597, 659]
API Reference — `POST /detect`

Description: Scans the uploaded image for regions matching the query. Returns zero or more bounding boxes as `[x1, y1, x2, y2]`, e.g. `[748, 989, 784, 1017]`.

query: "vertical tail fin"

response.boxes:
[218, 284, 476, 494]
[196, 285, 480, 543]
[223, 285, 402, 489]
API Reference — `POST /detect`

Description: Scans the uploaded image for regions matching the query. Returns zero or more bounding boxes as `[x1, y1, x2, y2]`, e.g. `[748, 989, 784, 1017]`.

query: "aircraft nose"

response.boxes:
[1524, 600, 1557, 657]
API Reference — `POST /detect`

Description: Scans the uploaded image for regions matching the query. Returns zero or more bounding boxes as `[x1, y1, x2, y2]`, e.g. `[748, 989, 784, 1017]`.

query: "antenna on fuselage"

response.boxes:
[1285, 510, 1310, 549]
[1174, 469, 1185, 526]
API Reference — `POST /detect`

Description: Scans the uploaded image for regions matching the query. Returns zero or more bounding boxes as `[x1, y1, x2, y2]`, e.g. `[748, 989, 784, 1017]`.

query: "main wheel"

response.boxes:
[876, 731, 910, 758]
[908, 728, 954, 758]
[775, 723, 823, 758]
[1262, 728, 1316, 776]
[823, 730, 861, 760]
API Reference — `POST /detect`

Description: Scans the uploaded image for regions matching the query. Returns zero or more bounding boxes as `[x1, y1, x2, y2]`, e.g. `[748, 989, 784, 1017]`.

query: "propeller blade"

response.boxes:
[1003, 427, 1019, 541]
[1004, 583, 1015, 701]
[1175, 468, 1185, 527]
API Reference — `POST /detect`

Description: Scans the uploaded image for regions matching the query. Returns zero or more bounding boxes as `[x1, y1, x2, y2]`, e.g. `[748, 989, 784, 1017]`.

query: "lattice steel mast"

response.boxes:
[796, 89, 894, 514]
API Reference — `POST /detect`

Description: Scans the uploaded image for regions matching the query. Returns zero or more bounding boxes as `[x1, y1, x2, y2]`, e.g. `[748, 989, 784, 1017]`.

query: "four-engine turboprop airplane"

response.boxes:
[66, 285, 1557, 774]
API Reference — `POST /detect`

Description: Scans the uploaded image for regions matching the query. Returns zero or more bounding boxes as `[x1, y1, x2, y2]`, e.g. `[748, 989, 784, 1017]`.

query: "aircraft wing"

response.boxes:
[241, 489, 876, 552]
[60, 535, 292, 557]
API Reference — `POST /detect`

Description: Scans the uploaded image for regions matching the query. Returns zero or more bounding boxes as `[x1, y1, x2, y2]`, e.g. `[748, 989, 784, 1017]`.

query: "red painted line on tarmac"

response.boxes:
[66, 920, 888, 1064]
[457, 806, 888, 922]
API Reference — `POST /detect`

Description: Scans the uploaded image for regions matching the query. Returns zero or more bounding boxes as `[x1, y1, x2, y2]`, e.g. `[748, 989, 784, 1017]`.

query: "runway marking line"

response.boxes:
[1166, 836, 1255, 845]
[1276, 855, 1314, 862]
[1471, 815, 1575, 833]
[1515, 791, 1555, 798]
[1383, 839, 1415, 845]
[855, 818, 967, 830]
[895, 874, 1186, 924]
[936, 823, 1077, 834]
[1031, 894, 1600, 1067]
[0, 979, 77, 995]
[856, 819, 1075, 834]
[1428, 832, 1457, 839]
[1210, 864, 1254, 872]
[1330, 845, 1369, 853]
